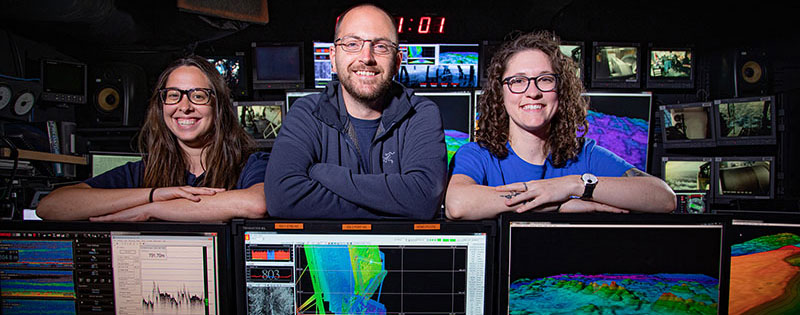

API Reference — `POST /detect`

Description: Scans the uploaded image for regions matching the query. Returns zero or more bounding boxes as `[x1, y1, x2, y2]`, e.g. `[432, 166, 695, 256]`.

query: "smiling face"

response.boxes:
[162, 66, 215, 150]
[330, 5, 401, 103]
[502, 49, 559, 137]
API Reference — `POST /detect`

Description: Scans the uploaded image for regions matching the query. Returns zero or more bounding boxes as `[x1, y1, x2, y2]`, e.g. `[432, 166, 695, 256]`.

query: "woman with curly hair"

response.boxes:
[38, 56, 268, 221]
[445, 31, 675, 219]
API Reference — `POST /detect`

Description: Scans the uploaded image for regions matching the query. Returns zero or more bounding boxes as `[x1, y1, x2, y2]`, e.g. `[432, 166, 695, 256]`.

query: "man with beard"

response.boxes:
[265, 4, 447, 219]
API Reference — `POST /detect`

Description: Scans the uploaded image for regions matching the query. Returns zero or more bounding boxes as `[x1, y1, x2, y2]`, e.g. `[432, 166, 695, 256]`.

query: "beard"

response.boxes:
[338, 60, 397, 104]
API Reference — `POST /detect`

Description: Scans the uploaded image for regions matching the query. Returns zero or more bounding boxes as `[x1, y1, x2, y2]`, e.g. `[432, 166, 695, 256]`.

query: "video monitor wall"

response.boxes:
[582, 92, 652, 172]
[251, 42, 304, 90]
[312, 42, 334, 88]
[235, 221, 493, 315]
[89, 151, 143, 177]
[714, 156, 774, 202]
[0, 221, 229, 314]
[661, 156, 714, 213]
[714, 96, 776, 146]
[660, 102, 716, 148]
[234, 101, 284, 147]
[208, 53, 248, 100]
[647, 47, 694, 89]
[499, 213, 727, 315]
[415, 91, 474, 164]
[397, 43, 479, 88]
[591, 43, 640, 88]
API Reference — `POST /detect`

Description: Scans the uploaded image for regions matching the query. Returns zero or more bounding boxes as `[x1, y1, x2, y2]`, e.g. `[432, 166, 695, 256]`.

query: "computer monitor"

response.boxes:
[0, 221, 231, 314]
[397, 43, 479, 88]
[233, 220, 495, 315]
[251, 42, 304, 90]
[661, 156, 714, 213]
[207, 53, 249, 99]
[285, 90, 321, 111]
[721, 212, 800, 314]
[582, 92, 652, 172]
[479, 40, 502, 86]
[498, 213, 729, 315]
[660, 102, 716, 148]
[233, 101, 284, 147]
[41, 59, 87, 104]
[713, 96, 776, 146]
[714, 156, 774, 202]
[591, 42, 641, 89]
[559, 41, 584, 80]
[474, 89, 483, 133]
[647, 46, 694, 89]
[89, 151, 143, 177]
[312, 42, 335, 88]
[415, 91, 474, 164]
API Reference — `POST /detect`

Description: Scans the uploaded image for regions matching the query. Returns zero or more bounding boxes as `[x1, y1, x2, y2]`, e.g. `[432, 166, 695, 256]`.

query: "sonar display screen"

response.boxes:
[583, 92, 652, 172]
[397, 43, 479, 88]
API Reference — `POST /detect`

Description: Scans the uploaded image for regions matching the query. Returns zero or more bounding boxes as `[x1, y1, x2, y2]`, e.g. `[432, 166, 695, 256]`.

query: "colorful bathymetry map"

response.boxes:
[445, 129, 470, 164]
[729, 233, 800, 314]
[585, 110, 649, 171]
[300, 245, 387, 315]
[509, 273, 718, 314]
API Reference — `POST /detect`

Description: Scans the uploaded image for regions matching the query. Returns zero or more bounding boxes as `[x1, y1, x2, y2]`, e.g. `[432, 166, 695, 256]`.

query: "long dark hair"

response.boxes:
[476, 30, 587, 167]
[138, 55, 255, 189]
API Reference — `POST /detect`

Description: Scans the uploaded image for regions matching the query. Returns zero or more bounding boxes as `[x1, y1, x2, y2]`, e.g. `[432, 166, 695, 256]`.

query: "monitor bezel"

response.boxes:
[661, 156, 715, 194]
[660, 102, 717, 148]
[233, 100, 285, 148]
[250, 42, 305, 90]
[582, 91, 653, 172]
[414, 90, 475, 142]
[590, 42, 641, 89]
[396, 42, 481, 89]
[311, 41, 335, 89]
[40, 59, 88, 104]
[713, 156, 775, 202]
[646, 45, 695, 89]
[285, 89, 323, 112]
[713, 95, 777, 146]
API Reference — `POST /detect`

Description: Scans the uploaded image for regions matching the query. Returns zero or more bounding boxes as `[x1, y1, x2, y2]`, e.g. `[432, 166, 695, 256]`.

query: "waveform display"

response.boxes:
[141, 281, 206, 313]
[246, 285, 294, 315]
[251, 249, 291, 261]
[509, 273, 719, 314]
[0, 269, 75, 298]
[0, 239, 73, 268]
[730, 232, 800, 314]
[445, 129, 470, 165]
[1, 298, 76, 315]
[585, 109, 649, 171]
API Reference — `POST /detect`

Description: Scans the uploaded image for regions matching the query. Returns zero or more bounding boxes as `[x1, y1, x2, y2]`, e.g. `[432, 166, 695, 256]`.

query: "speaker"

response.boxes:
[0, 80, 41, 122]
[79, 62, 148, 128]
[736, 49, 769, 97]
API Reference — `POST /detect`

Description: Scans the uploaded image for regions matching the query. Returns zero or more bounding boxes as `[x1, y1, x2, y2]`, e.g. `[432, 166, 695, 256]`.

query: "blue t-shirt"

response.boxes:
[85, 152, 269, 189]
[348, 115, 381, 173]
[450, 139, 633, 186]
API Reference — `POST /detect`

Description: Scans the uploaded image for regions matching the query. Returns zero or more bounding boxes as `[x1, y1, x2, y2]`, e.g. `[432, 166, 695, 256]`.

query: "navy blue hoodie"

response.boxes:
[265, 81, 447, 219]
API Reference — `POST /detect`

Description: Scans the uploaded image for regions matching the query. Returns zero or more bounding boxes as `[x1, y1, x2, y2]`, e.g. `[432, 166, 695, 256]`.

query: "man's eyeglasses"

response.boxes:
[501, 74, 559, 94]
[159, 88, 215, 105]
[334, 36, 398, 55]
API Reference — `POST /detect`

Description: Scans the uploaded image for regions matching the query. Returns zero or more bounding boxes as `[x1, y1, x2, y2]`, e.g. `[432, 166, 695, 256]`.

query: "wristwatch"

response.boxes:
[580, 173, 598, 199]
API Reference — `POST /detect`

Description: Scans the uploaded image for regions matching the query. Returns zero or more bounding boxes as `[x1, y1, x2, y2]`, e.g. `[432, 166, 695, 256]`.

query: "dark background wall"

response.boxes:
[1, 0, 798, 209]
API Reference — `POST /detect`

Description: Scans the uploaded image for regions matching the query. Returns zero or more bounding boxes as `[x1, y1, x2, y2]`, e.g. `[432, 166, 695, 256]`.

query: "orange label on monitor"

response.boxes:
[274, 223, 304, 230]
[414, 223, 441, 230]
[342, 224, 372, 231]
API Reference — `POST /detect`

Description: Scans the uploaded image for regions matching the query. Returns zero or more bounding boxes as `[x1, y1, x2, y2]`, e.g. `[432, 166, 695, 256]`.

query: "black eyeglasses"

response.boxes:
[334, 36, 398, 55]
[159, 88, 215, 105]
[501, 74, 559, 94]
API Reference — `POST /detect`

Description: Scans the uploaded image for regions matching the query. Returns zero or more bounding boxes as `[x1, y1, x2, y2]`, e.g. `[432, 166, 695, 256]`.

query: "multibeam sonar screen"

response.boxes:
[506, 221, 724, 314]
[583, 92, 652, 172]
[729, 218, 800, 315]
[415, 91, 474, 164]
[0, 226, 223, 314]
[396, 44, 479, 88]
[313, 42, 334, 88]
[243, 232, 488, 314]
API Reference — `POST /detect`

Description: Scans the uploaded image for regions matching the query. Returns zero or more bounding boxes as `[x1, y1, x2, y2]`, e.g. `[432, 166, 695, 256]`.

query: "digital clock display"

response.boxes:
[394, 16, 446, 34]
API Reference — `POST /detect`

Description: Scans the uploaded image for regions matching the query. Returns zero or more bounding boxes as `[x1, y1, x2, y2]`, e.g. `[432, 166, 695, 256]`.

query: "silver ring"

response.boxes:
[523, 182, 528, 192]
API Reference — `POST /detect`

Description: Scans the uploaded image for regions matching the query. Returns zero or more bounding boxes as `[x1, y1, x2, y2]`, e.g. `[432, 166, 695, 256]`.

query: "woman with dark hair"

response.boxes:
[37, 56, 268, 221]
[445, 31, 675, 220]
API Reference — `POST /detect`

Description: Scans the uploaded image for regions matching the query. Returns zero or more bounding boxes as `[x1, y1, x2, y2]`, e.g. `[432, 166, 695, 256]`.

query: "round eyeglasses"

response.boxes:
[159, 88, 215, 105]
[501, 74, 559, 94]
[334, 36, 398, 55]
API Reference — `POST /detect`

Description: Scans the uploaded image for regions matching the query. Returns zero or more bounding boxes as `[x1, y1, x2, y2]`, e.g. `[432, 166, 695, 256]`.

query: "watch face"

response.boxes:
[582, 173, 598, 185]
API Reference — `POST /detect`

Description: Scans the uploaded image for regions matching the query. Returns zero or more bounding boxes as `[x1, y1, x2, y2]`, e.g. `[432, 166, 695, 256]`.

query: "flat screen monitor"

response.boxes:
[474, 90, 483, 133]
[41, 59, 87, 104]
[234, 101, 284, 147]
[397, 43, 479, 88]
[714, 156, 774, 202]
[559, 41, 584, 80]
[285, 90, 321, 111]
[208, 53, 249, 99]
[723, 212, 800, 314]
[647, 46, 694, 89]
[498, 213, 729, 315]
[0, 221, 230, 314]
[591, 42, 640, 89]
[233, 220, 495, 315]
[660, 102, 716, 148]
[313, 42, 335, 88]
[251, 42, 304, 90]
[415, 91, 474, 164]
[713, 96, 776, 146]
[582, 92, 652, 172]
[661, 156, 714, 213]
[89, 151, 143, 177]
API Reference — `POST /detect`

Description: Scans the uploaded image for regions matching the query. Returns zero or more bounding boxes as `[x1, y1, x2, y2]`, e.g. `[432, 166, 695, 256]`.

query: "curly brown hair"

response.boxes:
[476, 30, 588, 167]
[138, 55, 255, 189]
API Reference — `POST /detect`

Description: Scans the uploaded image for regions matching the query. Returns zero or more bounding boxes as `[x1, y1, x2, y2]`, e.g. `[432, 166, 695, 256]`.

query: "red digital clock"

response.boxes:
[394, 16, 445, 34]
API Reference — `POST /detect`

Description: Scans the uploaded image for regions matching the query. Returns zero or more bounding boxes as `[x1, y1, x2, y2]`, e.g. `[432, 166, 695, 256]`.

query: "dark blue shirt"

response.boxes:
[85, 152, 269, 189]
[348, 115, 380, 173]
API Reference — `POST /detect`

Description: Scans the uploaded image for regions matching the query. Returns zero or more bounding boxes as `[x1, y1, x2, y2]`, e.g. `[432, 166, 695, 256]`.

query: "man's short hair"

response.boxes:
[334, 3, 398, 40]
